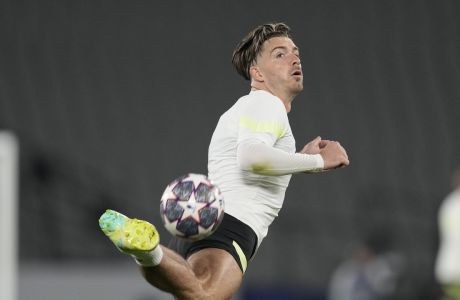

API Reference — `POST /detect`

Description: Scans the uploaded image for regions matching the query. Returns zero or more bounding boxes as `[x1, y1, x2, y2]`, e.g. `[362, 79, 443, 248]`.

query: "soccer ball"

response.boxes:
[160, 173, 224, 241]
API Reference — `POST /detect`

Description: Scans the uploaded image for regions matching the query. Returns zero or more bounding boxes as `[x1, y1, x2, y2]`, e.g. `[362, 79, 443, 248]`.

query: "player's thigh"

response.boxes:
[187, 248, 243, 300]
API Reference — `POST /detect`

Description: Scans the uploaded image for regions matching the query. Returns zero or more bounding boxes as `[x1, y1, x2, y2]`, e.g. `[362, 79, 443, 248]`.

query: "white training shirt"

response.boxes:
[208, 90, 323, 248]
[435, 189, 460, 284]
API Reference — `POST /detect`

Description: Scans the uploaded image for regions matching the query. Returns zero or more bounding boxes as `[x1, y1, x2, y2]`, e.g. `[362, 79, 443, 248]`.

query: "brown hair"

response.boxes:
[231, 23, 292, 80]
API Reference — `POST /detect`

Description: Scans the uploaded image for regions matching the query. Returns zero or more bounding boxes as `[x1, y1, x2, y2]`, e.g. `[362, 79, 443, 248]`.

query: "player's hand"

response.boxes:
[319, 140, 350, 170]
[299, 136, 328, 155]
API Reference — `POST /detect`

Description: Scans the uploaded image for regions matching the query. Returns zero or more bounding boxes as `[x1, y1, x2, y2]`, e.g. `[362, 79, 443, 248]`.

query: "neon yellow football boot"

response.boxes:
[99, 209, 160, 255]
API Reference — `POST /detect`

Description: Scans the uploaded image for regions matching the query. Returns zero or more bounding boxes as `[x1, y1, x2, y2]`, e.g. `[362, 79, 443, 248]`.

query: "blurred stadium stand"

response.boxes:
[1, 0, 459, 299]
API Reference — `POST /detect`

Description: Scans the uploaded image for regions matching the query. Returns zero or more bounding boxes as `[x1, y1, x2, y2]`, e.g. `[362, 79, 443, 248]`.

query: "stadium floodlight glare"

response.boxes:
[0, 131, 18, 300]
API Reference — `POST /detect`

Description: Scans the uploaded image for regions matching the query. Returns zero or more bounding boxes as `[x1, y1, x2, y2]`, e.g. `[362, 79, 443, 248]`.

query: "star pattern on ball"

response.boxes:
[185, 175, 210, 190]
[160, 173, 224, 241]
[177, 194, 208, 223]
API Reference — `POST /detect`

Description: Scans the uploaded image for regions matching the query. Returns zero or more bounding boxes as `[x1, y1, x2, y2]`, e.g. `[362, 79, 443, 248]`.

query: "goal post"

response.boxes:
[0, 131, 19, 300]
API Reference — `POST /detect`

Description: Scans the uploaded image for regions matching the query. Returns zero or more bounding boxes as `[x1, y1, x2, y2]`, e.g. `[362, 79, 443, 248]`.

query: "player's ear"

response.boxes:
[249, 65, 264, 82]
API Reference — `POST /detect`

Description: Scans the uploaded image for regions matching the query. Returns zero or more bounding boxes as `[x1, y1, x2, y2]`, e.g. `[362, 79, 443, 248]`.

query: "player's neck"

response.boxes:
[250, 86, 293, 113]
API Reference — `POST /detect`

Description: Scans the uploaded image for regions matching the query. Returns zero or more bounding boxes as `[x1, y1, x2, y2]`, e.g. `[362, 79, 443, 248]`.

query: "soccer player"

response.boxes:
[435, 167, 460, 300]
[99, 22, 349, 300]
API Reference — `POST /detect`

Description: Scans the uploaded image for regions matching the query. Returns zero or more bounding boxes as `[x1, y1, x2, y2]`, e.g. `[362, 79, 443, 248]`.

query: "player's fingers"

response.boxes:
[311, 136, 321, 146]
[337, 143, 348, 159]
[319, 140, 329, 148]
[336, 159, 349, 168]
[341, 147, 348, 160]
[321, 139, 334, 148]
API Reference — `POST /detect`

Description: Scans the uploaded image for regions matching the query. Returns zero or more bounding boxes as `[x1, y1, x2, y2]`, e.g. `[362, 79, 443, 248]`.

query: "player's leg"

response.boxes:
[135, 245, 204, 296]
[188, 248, 243, 298]
[99, 209, 242, 299]
[443, 283, 460, 300]
[157, 212, 256, 299]
[140, 247, 243, 300]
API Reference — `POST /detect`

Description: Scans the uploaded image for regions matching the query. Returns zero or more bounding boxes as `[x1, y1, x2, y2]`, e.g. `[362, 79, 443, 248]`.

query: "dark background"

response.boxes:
[1, 0, 459, 299]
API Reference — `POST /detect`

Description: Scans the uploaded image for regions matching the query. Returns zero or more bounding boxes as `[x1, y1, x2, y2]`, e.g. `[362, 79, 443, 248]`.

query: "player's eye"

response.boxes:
[276, 52, 285, 58]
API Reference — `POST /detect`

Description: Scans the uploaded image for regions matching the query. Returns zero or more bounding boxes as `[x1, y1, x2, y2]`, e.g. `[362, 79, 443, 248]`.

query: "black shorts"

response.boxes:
[167, 213, 258, 274]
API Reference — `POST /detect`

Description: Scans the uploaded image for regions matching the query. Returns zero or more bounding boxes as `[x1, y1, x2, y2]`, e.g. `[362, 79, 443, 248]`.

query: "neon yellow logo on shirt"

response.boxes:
[239, 116, 285, 138]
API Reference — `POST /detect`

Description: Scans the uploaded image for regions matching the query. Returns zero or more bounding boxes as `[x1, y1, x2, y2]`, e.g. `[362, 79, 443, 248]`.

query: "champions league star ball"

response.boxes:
[160, 173, 224, 241]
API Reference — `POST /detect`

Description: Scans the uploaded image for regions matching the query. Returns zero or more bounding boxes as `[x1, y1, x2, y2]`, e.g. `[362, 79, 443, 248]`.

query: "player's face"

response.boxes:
[254, 36, 303, 97]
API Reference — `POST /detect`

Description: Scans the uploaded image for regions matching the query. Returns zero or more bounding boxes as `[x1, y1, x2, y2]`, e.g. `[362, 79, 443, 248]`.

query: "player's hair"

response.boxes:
[232, 22, 292, 80]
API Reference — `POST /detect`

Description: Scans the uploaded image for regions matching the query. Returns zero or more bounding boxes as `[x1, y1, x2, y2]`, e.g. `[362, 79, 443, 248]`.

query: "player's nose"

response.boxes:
[290, 54, 301, 65]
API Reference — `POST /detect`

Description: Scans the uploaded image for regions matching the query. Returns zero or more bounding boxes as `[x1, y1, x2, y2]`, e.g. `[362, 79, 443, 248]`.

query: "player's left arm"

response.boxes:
[237, 140, 324, 175]
[300, 136, 349, 170]
[236, 96, 330, 175]
[299, 136, 328, 155]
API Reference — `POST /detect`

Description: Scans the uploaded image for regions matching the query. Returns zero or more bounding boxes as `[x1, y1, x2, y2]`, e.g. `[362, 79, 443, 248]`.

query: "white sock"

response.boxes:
[132, 246, 164, 267]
